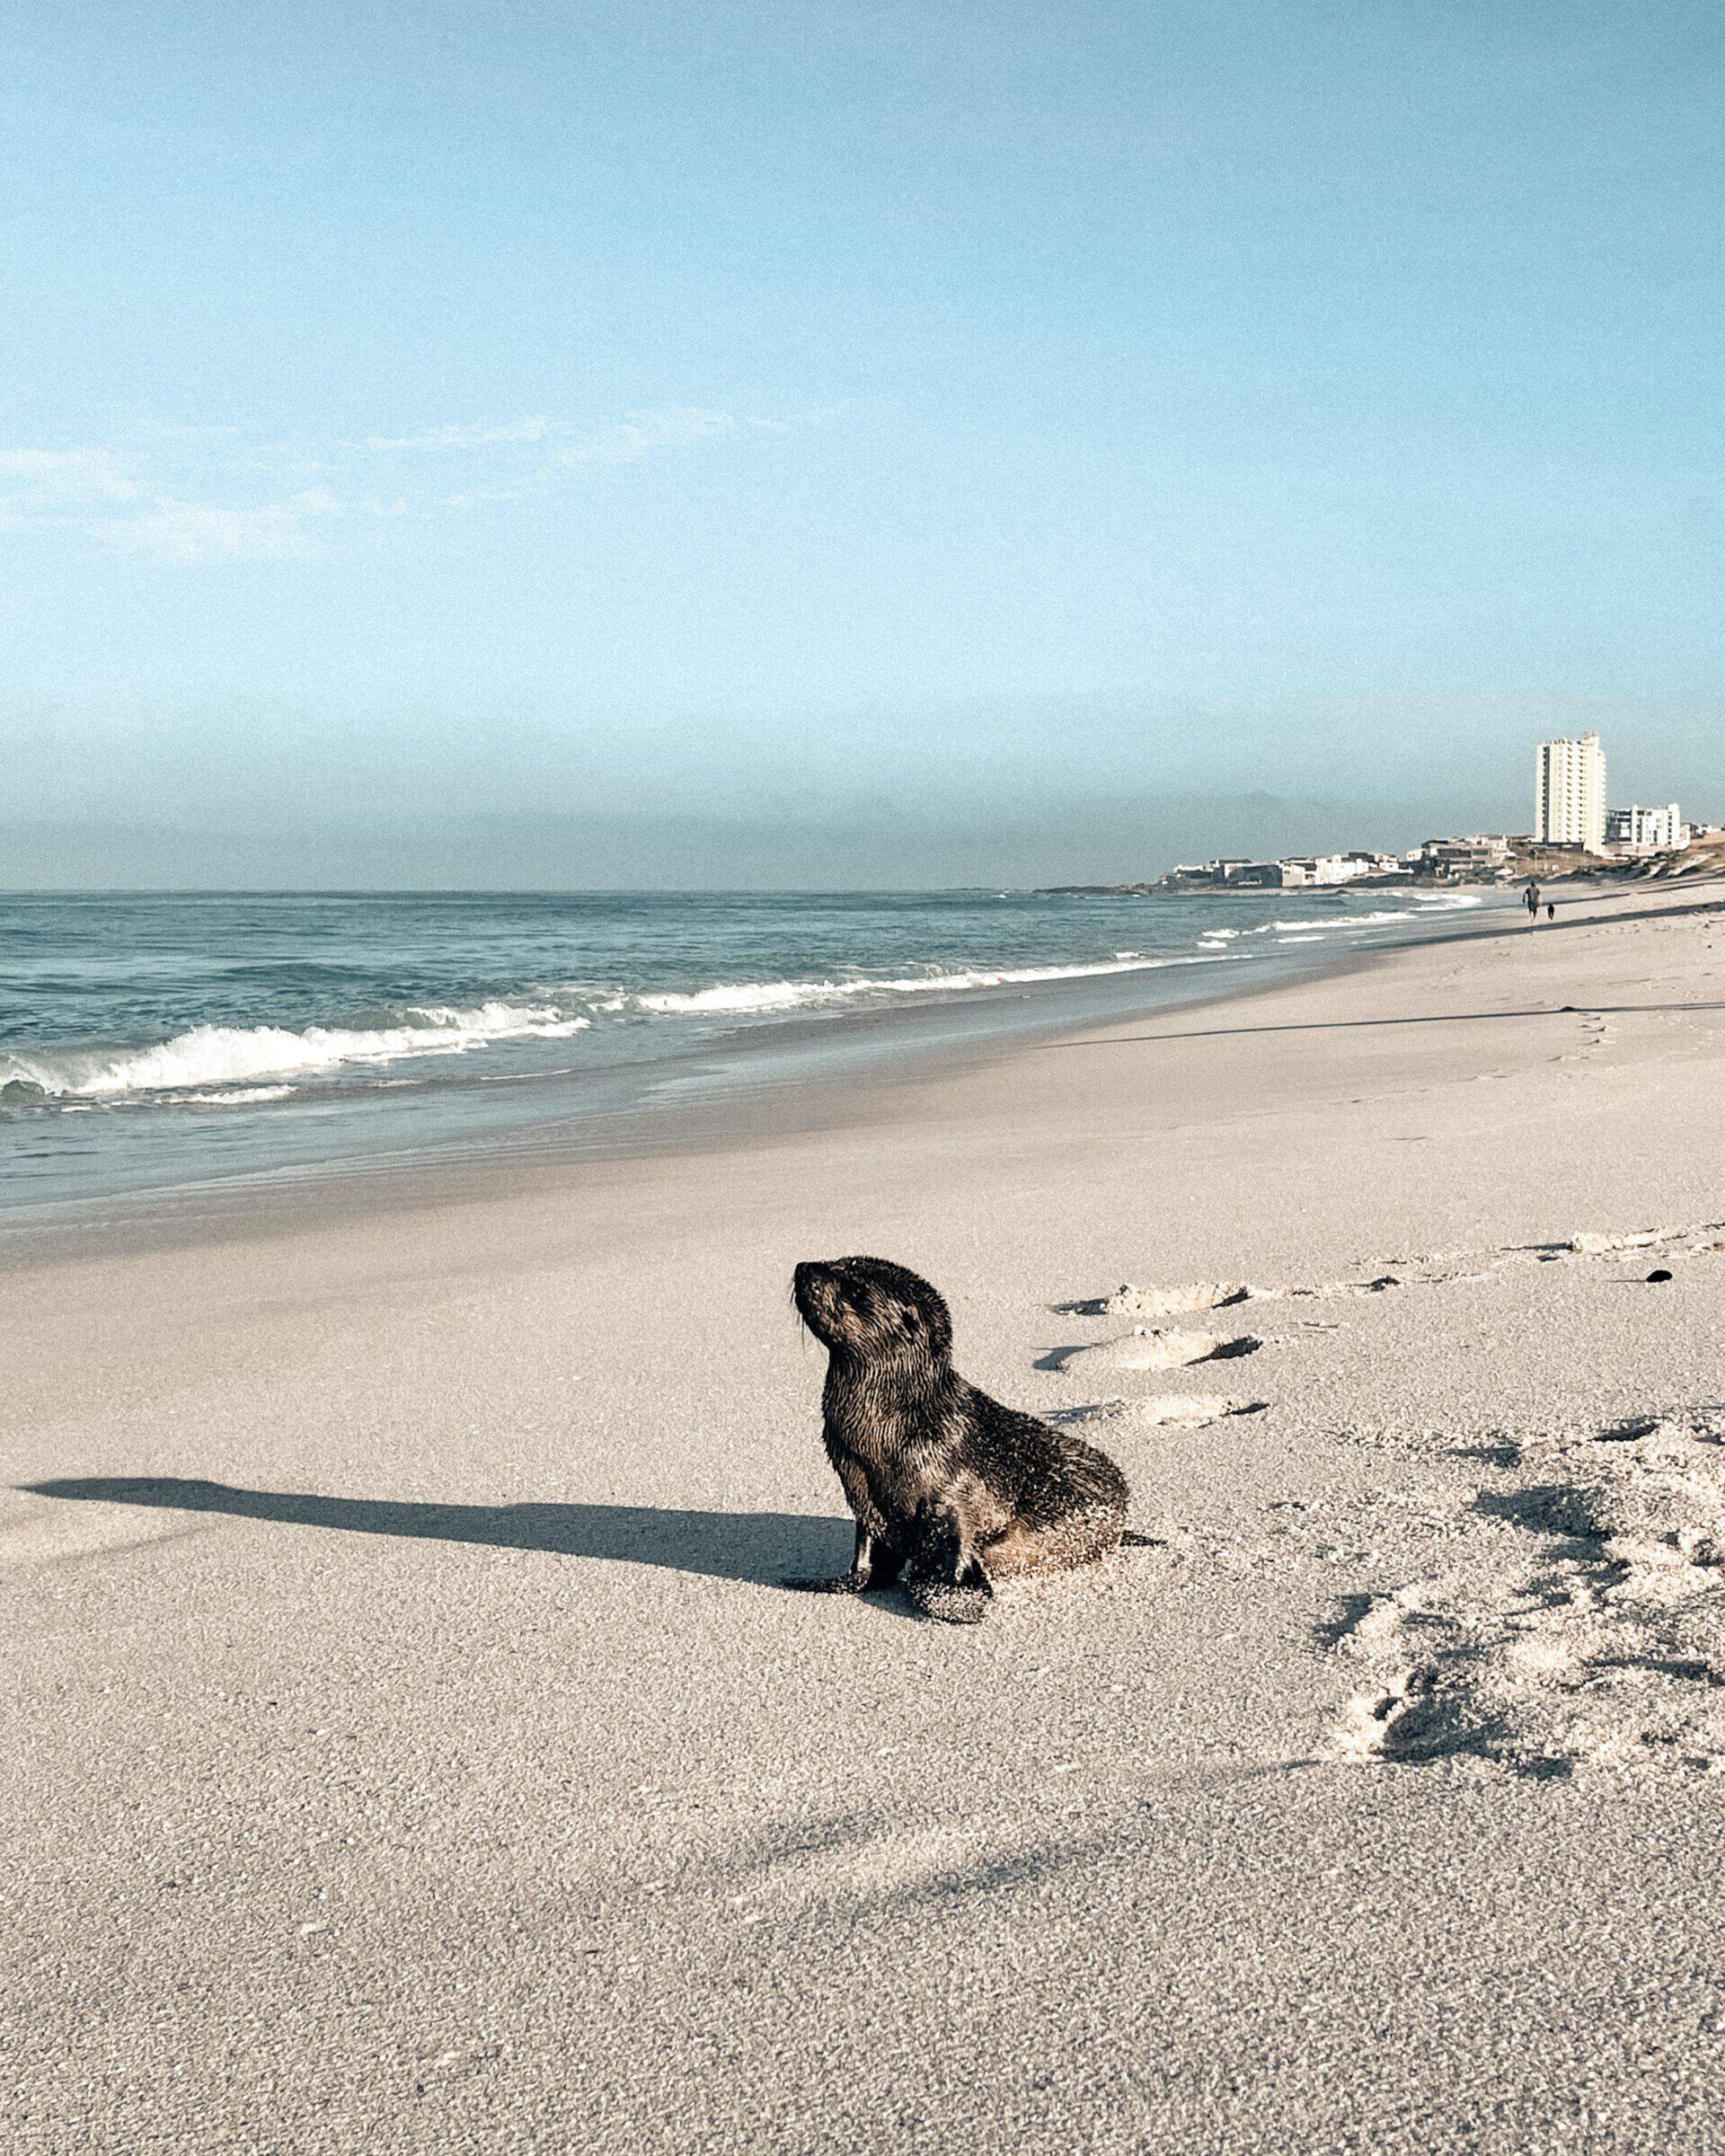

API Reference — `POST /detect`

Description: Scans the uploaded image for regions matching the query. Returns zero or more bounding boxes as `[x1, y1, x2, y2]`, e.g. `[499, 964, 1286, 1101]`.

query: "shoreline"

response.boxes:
[4, 878, 1710, 1266]
[2, 884, 1505, 1231]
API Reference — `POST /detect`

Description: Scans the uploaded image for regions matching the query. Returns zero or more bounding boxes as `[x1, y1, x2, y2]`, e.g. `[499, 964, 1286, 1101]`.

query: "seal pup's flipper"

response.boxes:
[784, 1526, 906, 1595]
[903, 1522, 993, 1625]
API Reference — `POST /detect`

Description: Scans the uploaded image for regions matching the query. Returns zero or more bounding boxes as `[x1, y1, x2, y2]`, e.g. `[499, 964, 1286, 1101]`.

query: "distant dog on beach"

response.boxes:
[788, 1255, 1146, 1623]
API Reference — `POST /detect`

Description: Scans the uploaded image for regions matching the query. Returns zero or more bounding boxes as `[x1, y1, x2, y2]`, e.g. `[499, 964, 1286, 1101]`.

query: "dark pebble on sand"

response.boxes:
[1648, 1268, 1674, 1283]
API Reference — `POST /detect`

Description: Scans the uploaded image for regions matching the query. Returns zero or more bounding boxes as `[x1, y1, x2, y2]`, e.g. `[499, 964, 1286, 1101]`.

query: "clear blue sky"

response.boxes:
[2, 1, 1719, 887]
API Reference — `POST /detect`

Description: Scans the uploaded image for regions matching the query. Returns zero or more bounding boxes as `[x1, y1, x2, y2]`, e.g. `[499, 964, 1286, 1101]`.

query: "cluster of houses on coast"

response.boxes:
[1153, 732, 1716, 893]
[1163, 841, 1479, 891]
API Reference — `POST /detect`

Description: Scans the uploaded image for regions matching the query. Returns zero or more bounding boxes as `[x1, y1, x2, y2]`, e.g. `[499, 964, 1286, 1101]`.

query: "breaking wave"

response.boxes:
[0, 1002, 588, 1101]
[1262, 909, 1415, 932]
[629, 951, 1228, 1016]
[0, 888, 1502, 1117]
[181, 1086, 298, 1106]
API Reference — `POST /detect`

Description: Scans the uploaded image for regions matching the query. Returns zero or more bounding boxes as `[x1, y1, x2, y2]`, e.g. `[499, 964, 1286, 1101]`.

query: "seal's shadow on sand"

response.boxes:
[21, 1476, 854, 1593]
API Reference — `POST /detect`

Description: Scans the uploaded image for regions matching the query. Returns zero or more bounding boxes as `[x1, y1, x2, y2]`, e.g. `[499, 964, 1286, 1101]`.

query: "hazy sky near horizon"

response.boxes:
[2, 1, 1720, 888]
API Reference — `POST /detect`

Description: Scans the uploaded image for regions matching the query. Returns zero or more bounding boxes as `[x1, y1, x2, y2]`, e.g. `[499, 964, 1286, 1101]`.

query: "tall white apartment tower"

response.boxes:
[1535, 730, 1606, 851]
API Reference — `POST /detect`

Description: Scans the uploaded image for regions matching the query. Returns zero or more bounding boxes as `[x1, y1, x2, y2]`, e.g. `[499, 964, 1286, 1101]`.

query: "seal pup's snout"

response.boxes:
[792, 1259, 844, 1342]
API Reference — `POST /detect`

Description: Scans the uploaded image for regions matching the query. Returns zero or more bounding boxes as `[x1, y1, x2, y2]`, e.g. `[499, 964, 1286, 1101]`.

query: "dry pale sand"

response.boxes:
[5, 885, 1725, 2154]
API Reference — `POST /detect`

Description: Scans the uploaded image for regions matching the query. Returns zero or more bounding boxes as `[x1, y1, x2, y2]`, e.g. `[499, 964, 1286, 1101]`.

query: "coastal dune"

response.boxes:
[5, 883, 1725, 2153]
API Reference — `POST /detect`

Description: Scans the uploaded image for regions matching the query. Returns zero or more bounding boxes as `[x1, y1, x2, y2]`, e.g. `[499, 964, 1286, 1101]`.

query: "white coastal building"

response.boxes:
[1406, 835, 1516, 879]
[1295, 851, 1401, 885]
[1535, 731, 1607, 852]
[1606, 803, 1685, 853]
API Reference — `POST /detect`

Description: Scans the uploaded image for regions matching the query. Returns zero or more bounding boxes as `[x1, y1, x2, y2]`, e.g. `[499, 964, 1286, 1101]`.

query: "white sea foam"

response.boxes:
[2, 1002, 589, 1100]
[180, 1085, 298, 1105]
[1263, 910, 1413, 932]
[630, 952, 1229, 1016]
[7, 889, 1489, 1115]
[5, 955, 1248, 1105]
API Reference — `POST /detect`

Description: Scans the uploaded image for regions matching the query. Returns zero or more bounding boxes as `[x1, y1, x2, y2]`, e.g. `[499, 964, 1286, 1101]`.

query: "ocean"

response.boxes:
[0, 886, 1497, 1214]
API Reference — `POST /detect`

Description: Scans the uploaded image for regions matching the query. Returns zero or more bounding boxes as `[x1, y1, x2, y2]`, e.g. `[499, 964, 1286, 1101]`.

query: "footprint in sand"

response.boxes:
[1329, 1661, 1446, 1764]
[1069, 1276, 1398, 1319]
[1374, 1219, 1725, 1280]
[1269, 1276, 1402, 1301]
[1101, 1281, 1252, 1320]
[1319, 1408, 1725, 1778]
[1054, 1327, 1263, 1376]
[1055, 1281, 1252, 1320]
[1569, 1228, 1674, 1255]
[1068, 1394, 1269, 1432]
[0, 1495, 201, 1569]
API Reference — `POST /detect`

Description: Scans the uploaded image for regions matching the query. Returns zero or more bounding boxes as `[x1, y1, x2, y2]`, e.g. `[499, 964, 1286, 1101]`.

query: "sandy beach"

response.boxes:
[6, 881, 1725, 2154]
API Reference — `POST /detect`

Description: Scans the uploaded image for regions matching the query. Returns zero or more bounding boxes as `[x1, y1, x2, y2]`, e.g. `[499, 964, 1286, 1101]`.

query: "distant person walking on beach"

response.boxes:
[1525, 881, 1542, 923]
[1547, 902, 1556, 921]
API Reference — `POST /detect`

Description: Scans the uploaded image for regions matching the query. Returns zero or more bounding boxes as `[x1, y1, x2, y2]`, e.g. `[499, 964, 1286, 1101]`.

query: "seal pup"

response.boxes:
[787, 1254, 1142, 1623]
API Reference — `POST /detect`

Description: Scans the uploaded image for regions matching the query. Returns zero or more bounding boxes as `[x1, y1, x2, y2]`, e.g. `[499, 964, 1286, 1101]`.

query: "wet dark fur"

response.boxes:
[787, 1255, 1135, 1623]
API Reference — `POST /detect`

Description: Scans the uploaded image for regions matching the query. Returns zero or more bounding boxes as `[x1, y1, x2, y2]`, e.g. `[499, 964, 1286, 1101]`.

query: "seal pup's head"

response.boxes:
[792, 1256, 954, 1365]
